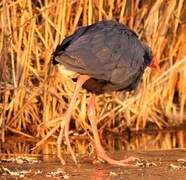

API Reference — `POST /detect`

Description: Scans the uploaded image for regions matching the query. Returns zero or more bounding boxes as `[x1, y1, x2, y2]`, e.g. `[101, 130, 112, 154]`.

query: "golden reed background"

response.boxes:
[0, 0, 186, 157]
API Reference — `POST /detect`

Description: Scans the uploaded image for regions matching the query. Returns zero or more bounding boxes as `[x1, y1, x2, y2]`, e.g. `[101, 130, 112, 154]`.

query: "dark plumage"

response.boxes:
[51, 20, 159, 166]
[52, 20, 153, 94]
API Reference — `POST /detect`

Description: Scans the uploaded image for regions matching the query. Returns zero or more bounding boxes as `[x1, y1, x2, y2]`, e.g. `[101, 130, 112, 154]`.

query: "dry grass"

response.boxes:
[0, 0, 186, 157]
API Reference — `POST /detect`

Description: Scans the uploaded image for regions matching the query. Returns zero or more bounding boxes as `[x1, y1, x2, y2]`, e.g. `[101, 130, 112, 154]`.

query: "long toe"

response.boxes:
[97, 153, 139, 167]
[119, 156, 140, 163]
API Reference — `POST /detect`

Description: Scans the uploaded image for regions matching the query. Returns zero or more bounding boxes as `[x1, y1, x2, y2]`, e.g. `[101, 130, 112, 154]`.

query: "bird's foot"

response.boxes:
[57, 121, 77, 165]
[64, 130, 77, 164]
[57, 124, 66, 165]
[97, 152, 139, 167]
[57, 125, 77, 165]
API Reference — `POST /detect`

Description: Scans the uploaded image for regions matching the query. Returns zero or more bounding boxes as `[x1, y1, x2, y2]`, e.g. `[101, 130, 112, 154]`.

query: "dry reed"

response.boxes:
[0, 0, 186, 158]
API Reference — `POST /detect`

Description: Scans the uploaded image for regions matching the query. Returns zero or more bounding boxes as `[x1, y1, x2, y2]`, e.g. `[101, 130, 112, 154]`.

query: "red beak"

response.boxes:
[149, 56, 160, 72]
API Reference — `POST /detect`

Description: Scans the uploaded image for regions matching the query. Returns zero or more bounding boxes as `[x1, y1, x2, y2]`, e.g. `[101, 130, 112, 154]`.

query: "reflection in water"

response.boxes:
[1, 129, 185, 158]
[102, 129, 185, 151]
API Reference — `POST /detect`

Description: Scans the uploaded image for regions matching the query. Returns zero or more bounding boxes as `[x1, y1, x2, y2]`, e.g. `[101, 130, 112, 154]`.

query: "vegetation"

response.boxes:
[0, 0, 186, 157]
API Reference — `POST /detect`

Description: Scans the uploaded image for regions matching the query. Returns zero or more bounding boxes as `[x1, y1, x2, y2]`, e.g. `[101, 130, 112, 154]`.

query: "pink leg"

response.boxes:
[57, 75, 90, 164]
[57, 124, 65, 164]
[87, 94, 139, 166]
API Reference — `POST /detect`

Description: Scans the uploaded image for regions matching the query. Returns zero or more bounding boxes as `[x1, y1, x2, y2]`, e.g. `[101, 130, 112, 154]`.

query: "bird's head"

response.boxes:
[149, 55, 160, 71]
[143, 44, 160, 72]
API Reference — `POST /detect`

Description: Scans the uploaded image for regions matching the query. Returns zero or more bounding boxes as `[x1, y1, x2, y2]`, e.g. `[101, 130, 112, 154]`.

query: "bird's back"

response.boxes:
[52, 20, 152, 94]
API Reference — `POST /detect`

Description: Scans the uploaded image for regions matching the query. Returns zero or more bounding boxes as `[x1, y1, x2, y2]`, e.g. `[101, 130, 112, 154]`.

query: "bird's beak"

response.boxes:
[149, 56, 160, 72]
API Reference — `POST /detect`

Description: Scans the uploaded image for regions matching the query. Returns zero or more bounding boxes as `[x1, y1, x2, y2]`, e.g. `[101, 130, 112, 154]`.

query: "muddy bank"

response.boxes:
[1, 149, 186, 180]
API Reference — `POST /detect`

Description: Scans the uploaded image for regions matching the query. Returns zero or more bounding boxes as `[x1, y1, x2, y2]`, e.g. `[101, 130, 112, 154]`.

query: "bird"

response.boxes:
[51, 20, 160, 166]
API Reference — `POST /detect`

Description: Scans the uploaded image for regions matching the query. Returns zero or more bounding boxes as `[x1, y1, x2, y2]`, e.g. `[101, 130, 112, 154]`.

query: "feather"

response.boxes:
[52, 20, 152, 94]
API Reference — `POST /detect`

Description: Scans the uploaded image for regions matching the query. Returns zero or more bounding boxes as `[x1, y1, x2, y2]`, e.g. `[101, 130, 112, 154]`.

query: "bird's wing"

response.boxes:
[109, 28, 146, 86]
[55, 21, 148, 84]
[55, 23, 120, 80]
[52, 26, 88, 59]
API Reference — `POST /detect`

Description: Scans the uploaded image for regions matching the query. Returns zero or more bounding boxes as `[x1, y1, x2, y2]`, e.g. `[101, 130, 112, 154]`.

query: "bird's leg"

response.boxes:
[57, 75, 90, 164]
[57, 124, 65, 164]
[87, 93, 139, 166]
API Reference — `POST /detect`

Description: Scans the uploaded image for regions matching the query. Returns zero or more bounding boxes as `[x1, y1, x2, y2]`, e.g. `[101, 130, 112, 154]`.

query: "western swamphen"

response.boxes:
[52, 20, 160, 166]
